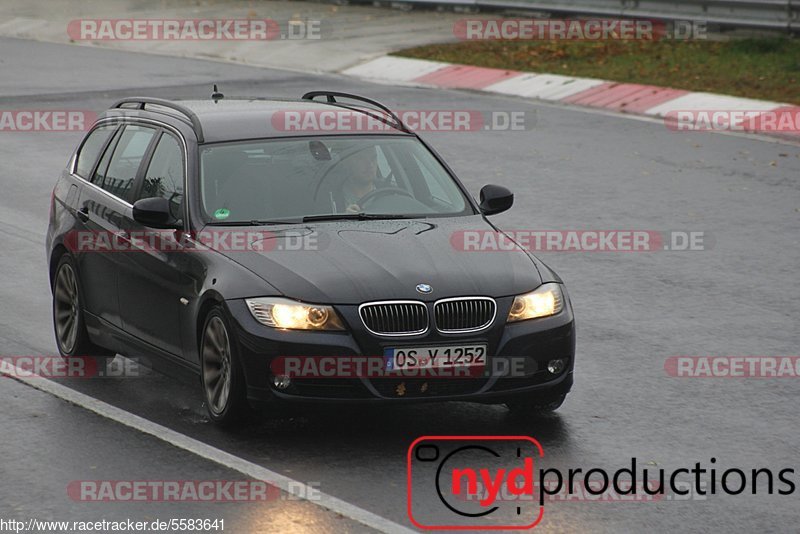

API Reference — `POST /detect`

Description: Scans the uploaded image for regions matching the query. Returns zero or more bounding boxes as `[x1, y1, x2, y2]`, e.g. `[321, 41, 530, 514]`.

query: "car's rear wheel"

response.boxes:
[200, 307, 249, 424]
[52, 254, 112, 359]
[505, 393, 566, 416]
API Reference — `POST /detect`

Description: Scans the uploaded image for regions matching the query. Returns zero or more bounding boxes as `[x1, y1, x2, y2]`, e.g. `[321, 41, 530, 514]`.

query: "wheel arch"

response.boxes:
[194, 290, 227, 351]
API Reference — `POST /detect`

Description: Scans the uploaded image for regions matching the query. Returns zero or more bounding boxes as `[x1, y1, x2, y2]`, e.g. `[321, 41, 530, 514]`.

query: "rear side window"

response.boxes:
[100, 125, 157, 202]
[138, 133, 184, 219]
[75, 125, 115, 178]
[92, 128, 121, 187]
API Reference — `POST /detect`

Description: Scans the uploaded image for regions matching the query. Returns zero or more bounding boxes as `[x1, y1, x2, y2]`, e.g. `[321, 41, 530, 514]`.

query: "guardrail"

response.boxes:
[389, 0, 800, 31]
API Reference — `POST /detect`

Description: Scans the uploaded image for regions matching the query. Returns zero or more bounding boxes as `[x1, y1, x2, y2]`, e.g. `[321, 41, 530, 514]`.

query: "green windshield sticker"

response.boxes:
[214, 208, 230, 220]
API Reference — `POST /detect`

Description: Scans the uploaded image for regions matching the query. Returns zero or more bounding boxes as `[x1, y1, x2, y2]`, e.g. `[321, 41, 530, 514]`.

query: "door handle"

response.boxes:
[76, 206, 89, 222]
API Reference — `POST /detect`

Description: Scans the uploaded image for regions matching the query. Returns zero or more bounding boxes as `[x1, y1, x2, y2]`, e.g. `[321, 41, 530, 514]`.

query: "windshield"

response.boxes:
[200, 136, 473, 224]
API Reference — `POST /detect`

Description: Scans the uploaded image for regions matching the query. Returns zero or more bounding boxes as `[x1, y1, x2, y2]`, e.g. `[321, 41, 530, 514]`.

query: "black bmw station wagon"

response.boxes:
[46, 91, 575, 423]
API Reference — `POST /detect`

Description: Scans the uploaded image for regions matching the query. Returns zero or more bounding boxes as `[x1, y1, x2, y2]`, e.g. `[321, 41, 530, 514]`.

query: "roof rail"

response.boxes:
[111, 97, 204, 142]
[301, 91, 410, 133]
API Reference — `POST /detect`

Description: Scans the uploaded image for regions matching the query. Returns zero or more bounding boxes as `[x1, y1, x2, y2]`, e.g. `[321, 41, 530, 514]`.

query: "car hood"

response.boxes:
[212, 215, 542, 304]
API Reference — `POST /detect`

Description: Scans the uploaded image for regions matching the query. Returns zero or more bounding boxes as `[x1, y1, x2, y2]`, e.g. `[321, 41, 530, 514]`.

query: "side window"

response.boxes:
[75, 125, 115, 178]
[91, 127, 121, 187]
[100, 125, 157, 201]
[139, 133, 184, 219]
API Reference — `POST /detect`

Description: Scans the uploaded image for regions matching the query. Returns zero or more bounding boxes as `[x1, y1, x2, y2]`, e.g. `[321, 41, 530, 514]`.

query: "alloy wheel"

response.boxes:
[54, 263, 79, 353]
[202, 315, 232, 416]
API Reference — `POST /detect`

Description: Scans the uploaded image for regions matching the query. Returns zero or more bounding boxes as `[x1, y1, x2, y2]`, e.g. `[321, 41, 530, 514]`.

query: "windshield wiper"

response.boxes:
[301, 213, 417, 222]
[205, 219, 300, 226]
[247, 219, 302, 225]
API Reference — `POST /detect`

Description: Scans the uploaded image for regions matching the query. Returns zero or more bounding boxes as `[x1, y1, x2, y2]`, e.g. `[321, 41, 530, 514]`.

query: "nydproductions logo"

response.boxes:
[407, 436, 544, 530]
[408, 444, 798, 530]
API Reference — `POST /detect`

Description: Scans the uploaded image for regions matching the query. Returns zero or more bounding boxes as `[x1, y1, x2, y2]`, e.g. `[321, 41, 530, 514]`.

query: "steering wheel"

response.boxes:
[313, 145, 377, 202]
[356, 187, 415, 209]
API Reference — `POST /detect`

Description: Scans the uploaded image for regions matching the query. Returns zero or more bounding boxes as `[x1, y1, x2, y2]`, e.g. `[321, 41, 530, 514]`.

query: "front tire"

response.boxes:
[200, 307, 249, 425]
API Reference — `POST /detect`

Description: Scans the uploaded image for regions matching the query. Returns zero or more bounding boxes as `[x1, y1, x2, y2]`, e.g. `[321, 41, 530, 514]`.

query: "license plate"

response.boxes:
[384, 344, 487, 371]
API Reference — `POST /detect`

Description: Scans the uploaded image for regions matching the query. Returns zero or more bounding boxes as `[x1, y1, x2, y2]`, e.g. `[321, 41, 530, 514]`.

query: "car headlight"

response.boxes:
[245, 297, 344, 331]
[507, 283, 564, 322]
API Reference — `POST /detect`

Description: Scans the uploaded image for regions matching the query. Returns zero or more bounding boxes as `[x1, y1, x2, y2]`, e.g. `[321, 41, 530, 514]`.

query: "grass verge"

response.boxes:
[395, 38, 800, 105]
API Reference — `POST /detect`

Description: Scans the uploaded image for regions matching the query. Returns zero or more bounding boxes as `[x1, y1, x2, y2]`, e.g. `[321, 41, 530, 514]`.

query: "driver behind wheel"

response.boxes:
[341, 146, 380, 213]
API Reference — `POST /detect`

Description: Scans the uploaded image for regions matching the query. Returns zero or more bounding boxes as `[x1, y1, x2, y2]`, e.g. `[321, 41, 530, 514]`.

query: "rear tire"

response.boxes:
[200, 307, 250, 425]
[505, 393, 566, 416]
[52, 254, 113, 359]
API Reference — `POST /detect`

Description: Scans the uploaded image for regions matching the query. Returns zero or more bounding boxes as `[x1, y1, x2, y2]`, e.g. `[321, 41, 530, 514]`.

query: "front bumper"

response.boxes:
[227, 292, 575, 406]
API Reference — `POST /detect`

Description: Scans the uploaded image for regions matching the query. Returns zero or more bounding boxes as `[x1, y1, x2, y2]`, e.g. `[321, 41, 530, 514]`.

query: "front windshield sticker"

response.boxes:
[213, 208, 230, 220]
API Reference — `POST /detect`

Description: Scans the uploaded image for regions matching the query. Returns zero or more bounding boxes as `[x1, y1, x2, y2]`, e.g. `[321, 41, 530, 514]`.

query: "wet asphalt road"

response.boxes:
[1, 37, 799, 532]
[0, 377, 372, 533]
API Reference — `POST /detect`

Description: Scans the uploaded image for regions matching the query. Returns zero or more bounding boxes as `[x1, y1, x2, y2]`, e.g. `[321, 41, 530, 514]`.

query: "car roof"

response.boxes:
[100, 96, 414, 143]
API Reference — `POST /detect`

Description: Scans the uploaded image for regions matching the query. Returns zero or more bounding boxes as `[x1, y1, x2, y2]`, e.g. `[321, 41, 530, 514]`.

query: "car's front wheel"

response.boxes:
[52, 254, 113, 359]
[200, 307, 249, 425]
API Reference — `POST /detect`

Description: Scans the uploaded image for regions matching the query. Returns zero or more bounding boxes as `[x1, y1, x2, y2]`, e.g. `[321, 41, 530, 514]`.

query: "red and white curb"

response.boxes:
[343, 56, 800, 140]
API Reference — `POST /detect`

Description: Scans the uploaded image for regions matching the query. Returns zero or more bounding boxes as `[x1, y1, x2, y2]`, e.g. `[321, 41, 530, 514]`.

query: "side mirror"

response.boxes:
[132, 197, 181, 229]
[478, 185, 514, 216]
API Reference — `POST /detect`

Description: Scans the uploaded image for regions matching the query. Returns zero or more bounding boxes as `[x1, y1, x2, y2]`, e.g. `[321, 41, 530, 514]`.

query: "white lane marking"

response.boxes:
[342, 55, 447, 82]
[644, 91, 785, 117]
[484, 73, 605, 101]
[0, 359, 415, 534]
